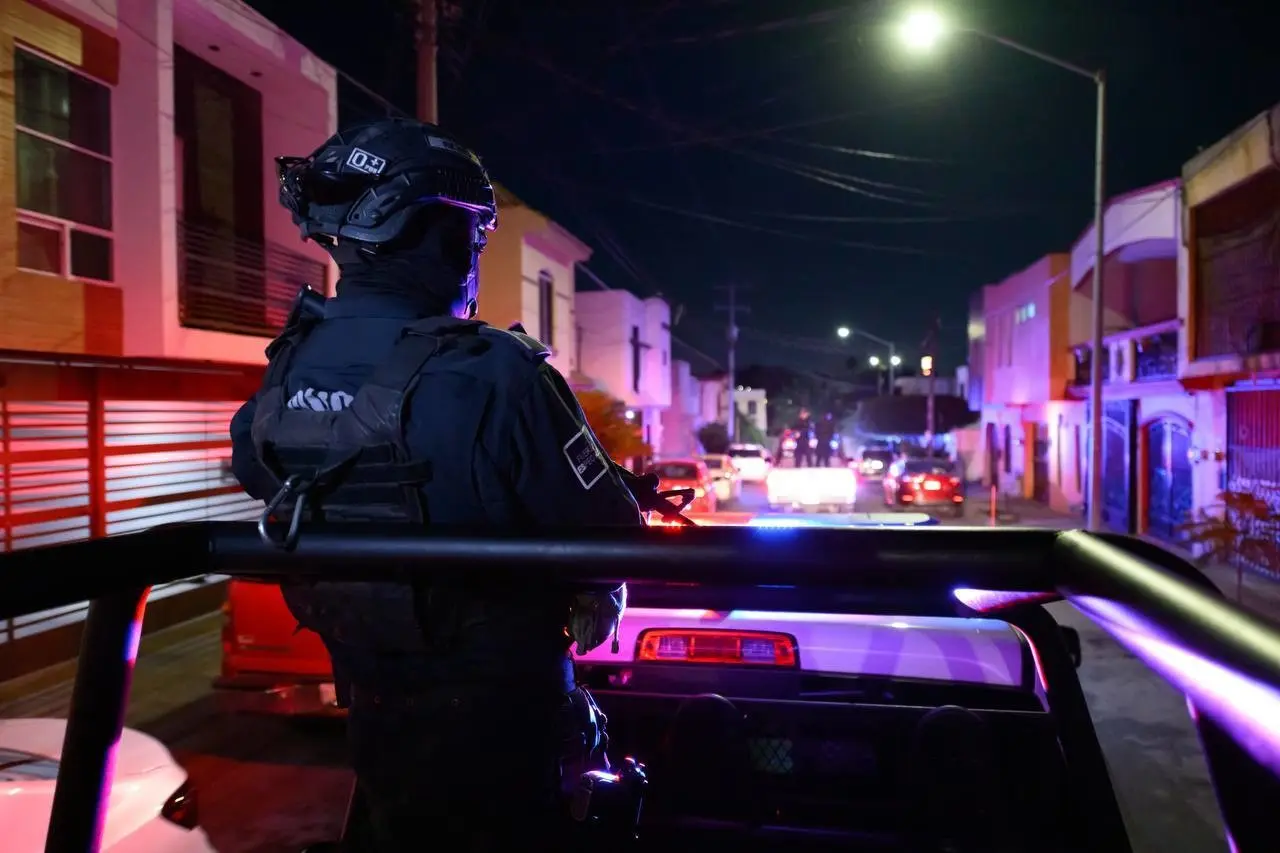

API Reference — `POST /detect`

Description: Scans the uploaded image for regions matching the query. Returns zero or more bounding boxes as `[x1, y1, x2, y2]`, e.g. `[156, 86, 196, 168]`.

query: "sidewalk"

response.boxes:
[970, 493, 1280, 624]
[0, 612, 221, 724]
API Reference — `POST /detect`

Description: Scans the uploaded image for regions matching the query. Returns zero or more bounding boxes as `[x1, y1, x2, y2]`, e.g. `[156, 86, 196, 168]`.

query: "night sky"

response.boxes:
[247, 0, 1280, 376]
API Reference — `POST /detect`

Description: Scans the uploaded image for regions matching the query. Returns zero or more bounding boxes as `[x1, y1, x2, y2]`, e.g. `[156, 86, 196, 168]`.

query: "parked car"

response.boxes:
[0, 718, 214, 853]
[856, 448, 896, 480]
[698, 454, 742, 504]
[647, 458, 718, 514]
[726, 443, 772, 483]
[884, 457, 965, 517]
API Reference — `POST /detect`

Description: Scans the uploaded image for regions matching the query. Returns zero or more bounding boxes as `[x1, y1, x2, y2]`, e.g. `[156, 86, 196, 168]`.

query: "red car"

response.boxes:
[884, 457, 965, 517]
[647, 459, 718, 514]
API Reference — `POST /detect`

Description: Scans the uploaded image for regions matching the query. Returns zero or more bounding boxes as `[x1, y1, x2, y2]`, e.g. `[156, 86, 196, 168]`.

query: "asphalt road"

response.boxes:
[0, 482, 1231, 852]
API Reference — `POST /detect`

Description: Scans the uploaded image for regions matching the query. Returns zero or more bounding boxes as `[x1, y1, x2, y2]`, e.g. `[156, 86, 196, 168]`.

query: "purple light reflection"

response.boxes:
[953, 587, 1057, 612]
[1073, 594, 1280, 780]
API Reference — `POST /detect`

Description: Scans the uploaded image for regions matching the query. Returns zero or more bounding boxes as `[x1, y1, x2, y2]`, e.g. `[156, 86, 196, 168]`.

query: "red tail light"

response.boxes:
[949, 477, 961, 486]
[161, 781, 199, 829]
[636, 629, 798, 667]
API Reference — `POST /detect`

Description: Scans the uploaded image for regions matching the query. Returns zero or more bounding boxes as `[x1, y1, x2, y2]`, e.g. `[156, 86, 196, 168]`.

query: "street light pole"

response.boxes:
[962, 28, 1108, 530]
[1087, 72, 1107, 531]
[888, 341, 898, 393]
[902, 15, 1109, 530]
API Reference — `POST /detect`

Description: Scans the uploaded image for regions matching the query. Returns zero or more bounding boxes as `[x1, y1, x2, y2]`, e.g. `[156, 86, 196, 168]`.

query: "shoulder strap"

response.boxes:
[323, 318, 485, 458]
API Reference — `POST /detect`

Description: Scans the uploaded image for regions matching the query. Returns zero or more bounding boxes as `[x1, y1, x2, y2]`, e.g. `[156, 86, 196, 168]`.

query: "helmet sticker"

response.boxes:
[346, 148, 387, 176]
[426, 135, 481, 165]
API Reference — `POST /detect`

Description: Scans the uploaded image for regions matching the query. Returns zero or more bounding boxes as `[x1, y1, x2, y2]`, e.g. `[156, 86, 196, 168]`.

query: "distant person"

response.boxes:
[815, 412, 836, 467]
[793, 408, 814, 468]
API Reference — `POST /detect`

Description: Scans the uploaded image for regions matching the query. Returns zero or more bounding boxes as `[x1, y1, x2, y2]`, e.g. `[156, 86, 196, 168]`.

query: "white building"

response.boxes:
[475, 187, 588, 377]
[728, 386, 769, 436]
[894, 375, 959, 397]
[660, 358, 702, 457]
[575, 290, 673, 453]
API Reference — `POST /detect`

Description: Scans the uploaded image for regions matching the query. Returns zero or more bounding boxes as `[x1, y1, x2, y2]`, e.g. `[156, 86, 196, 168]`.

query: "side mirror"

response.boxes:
[1060, 626, 1083, 668]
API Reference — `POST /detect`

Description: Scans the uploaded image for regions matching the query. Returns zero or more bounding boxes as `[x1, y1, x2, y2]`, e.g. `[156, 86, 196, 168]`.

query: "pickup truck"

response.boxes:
[765, 465, 858, 512]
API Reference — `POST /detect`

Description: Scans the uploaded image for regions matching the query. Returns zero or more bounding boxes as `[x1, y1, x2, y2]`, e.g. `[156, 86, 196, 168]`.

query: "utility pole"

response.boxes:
[414, 0, 439, 123]
[922, 316, 940, 448]
[714, 284, 750, 441]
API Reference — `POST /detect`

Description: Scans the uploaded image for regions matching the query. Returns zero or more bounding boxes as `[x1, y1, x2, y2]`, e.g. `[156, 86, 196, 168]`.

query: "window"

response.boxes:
[1015, 302, 1037, 324]
[631, 325, 642, 393]
[14, 48, 114, 282]
[747, 400, 758, 416]
[538, 271, 554, 344]
[1003, 424, 1012, 473]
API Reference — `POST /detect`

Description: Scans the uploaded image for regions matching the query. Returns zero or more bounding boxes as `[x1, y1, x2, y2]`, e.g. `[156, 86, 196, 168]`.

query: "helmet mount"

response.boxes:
[275, 119, 498, 265]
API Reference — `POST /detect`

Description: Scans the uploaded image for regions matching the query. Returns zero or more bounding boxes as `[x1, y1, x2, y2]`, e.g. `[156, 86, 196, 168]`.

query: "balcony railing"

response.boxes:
[1134, 331, 1179, 381]
[177, 219, 327, 338]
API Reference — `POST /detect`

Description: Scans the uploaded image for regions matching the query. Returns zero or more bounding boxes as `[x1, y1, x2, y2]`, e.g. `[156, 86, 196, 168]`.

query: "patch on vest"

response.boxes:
[288, 388, 355, 411]
[563, 427, 608, 490]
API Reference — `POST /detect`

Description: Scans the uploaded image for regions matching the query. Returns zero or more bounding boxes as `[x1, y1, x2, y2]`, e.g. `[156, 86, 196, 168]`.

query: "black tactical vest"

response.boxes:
[250, 315, 488, 543]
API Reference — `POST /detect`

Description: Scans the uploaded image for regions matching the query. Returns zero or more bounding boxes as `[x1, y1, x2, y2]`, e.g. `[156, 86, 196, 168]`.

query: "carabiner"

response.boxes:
[257, 473, 311, 551]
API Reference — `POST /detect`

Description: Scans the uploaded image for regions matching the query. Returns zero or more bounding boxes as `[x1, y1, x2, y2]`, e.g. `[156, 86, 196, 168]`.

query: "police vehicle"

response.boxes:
[0, 719, 213, 853]
[1, 520, 1277, 853]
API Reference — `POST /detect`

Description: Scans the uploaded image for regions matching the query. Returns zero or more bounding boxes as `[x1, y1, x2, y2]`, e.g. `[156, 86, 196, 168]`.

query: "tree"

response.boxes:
[852, 395, 978, 437]
[697, 422, 731, 454]
[575, 389, 651, 462]
[735, 410, 767, 446]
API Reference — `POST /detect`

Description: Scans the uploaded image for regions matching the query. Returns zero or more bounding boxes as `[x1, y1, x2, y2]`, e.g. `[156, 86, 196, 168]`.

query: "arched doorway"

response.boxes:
[1145, 417, 1193, 543]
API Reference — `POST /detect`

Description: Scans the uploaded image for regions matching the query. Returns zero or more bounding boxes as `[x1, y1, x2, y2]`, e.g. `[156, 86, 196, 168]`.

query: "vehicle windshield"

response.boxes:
[728, 447, 762, 458]
[650, 462, 699, 480]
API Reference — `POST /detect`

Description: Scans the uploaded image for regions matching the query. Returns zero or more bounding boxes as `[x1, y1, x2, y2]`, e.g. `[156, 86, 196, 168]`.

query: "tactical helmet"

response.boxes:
[275, 118, 497, 259]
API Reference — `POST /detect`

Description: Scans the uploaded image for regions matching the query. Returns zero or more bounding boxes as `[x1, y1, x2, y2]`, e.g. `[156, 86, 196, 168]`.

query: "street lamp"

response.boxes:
[836, 325, 899, 390]
[898, 8, 1108, 532]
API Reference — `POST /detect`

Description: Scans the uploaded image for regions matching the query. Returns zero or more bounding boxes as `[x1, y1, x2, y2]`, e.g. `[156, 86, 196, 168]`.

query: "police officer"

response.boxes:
[229, 118, 643, 852]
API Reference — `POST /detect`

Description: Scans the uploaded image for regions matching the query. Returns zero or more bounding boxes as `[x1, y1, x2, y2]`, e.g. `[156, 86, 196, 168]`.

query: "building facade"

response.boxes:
[659, 358, 701, 457]
[1180, 102, 1280, 535]
[475, 186, 587, 377]
[574, 289, 672, 454]
[979, 253, 1080, 512]
[1065, 180, 1201, 540]
[0, 0, 338, 678]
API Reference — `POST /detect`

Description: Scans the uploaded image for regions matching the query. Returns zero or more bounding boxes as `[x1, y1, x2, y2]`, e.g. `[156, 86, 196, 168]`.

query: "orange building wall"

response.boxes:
[0, 0, 123, 356]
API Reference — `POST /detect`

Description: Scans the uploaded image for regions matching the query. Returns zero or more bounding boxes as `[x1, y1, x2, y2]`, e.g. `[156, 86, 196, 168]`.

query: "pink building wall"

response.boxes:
[104, 0, 338, 365]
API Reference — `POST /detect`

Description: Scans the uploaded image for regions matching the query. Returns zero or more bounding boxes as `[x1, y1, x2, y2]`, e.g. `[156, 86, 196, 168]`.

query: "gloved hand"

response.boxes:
[569, 584, 627, 655]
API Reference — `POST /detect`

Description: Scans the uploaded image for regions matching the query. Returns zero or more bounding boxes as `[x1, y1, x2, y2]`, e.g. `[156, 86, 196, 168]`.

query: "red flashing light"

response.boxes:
[636, 629, 798, 667]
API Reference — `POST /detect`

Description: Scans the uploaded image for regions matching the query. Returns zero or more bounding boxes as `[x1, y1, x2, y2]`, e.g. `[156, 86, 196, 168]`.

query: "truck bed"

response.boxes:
[765, 468, 858, 512]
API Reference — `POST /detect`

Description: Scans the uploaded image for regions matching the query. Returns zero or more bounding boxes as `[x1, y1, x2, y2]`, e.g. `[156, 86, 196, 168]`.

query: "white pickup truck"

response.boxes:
[765, 466, 858, 512]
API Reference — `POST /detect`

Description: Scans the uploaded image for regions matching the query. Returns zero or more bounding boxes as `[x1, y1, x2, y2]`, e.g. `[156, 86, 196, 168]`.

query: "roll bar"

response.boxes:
[0, 522, 1277, 853]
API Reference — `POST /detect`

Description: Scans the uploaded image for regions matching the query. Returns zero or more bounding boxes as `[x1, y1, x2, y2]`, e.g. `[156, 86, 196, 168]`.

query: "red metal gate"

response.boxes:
[0, 351, 264, 678]
[1227, 387, 1280, 505]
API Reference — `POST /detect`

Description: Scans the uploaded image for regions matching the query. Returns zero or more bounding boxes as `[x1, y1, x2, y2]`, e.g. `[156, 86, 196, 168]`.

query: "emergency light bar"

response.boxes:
[1, 523, 1279, 852]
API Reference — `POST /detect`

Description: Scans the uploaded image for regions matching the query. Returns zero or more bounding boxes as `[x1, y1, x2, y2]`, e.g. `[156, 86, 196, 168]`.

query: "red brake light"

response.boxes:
[636, 629, 798, 667]
[162, 781, 199, 829]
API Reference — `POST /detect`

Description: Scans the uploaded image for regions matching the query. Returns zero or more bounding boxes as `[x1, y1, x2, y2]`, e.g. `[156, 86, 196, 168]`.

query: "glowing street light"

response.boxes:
[869, 355, 881, 368]
[890, 354, 903, 367]
[836, 326, 851, 339]
[894, 8, 1108, 532]
[899, 8, 947, 51]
